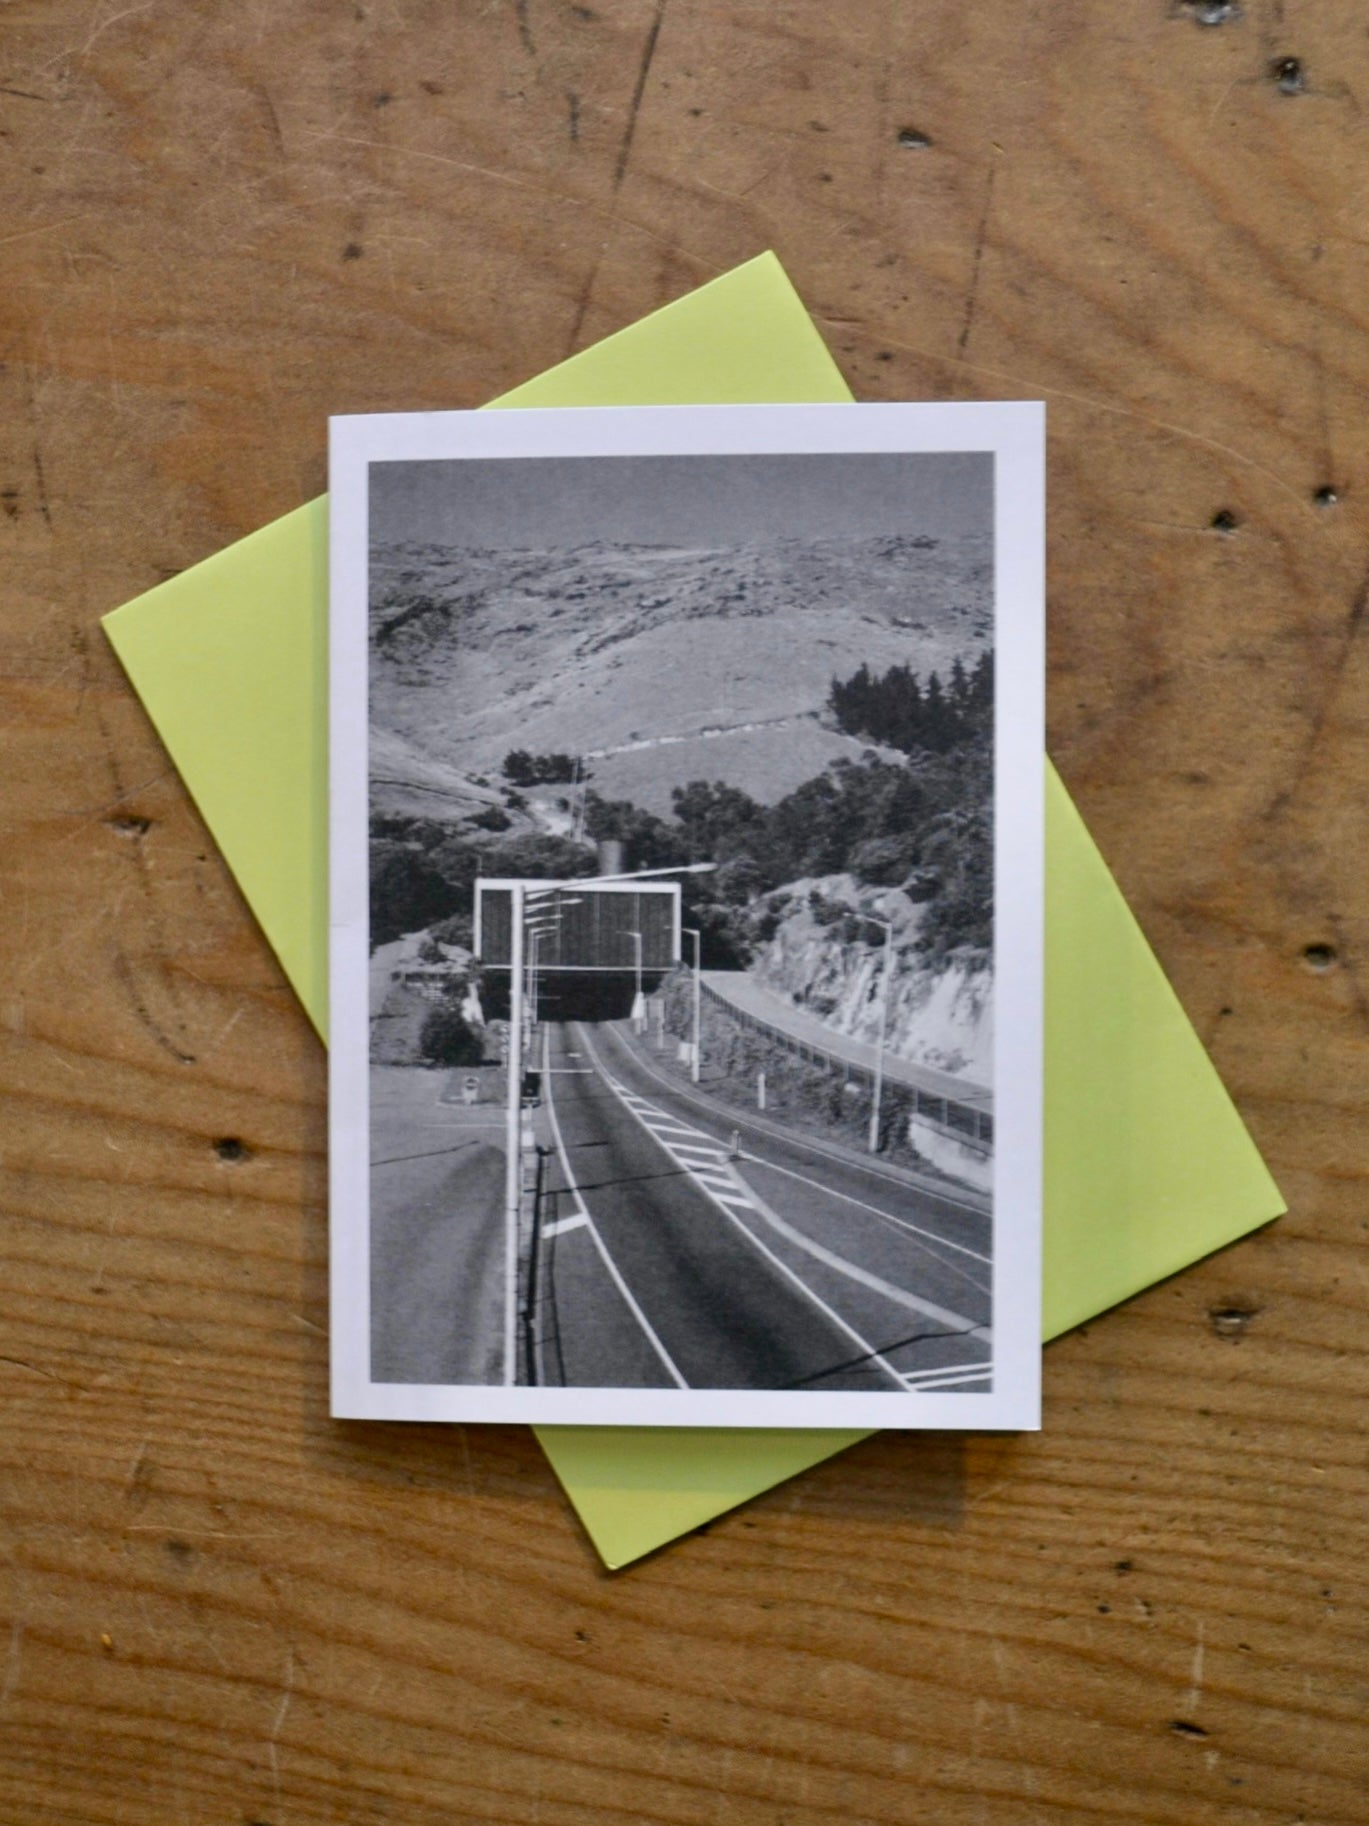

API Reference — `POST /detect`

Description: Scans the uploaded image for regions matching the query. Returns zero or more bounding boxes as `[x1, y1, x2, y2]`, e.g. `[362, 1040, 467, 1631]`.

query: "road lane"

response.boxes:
[591, 1022, 995, 1353]
[539, 1022, 901, 1391]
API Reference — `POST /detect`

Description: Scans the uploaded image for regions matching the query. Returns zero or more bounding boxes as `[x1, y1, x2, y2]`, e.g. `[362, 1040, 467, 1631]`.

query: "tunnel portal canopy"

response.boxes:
[474, 879, 681, 972]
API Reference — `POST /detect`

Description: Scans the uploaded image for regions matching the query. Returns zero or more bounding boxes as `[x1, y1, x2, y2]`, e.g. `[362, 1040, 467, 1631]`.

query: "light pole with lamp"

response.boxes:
[524, 899, 582, 1036]
[865, 914, 895, 1155]
[683, 925, 702, 1083]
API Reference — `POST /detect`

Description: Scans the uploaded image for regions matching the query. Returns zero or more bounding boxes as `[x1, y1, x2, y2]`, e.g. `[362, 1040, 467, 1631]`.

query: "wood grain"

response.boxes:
[2, 0, 1368, 1819]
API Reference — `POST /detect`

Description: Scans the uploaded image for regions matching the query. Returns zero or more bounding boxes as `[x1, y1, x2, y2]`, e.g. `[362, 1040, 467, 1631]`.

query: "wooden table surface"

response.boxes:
[3, 2, 1367, 1820]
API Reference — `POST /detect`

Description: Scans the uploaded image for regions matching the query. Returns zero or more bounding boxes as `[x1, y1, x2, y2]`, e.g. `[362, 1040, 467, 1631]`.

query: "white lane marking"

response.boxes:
[738, 1150, 991, 1268]
[542, 1212, 590, 1239]
[541, 1042, 688, 1390]
[578, 1027, 906, 1392]
[900, 1360, 993, 1387]
[902, 1371, 991, 1392]
[600, 1025, 989, 1217]
[597, 1028, 993, 1322]
[735, 1173, 993, 1343]
[594, 1058, 761, 1208]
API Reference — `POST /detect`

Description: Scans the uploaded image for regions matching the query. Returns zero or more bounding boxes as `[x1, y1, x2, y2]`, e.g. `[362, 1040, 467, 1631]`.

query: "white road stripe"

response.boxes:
[541, 1212, 590, 1239]
[903, 1372, 991, 1392]
[737, 1150, 991, 1273]
[901, 1360, 993, 1387]
[541, 1042, 689, 1391]
[737, 1173, 992, 1343]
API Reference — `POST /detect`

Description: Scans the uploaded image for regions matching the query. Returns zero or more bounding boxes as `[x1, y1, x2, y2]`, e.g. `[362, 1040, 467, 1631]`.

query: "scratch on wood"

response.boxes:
[0, 1615, 22, 1710]
[0, 1356, 59, 1382]
[1263, 564, 1369, 820]
[566, 0, 669, 353]
[0, 214, 93, 253]
[123, 1440, 151, 1501]
[111, 951, 197, 1065]
[512, 0, 536, 58]
[268, 1646, 296, 1812]
[31, 443, 51, 526]
[613, 0, 667, 191]
[78, 1, 155, 60]
[255, 84, 286, 160]
[958, 163, 997, 357]
[824, 320, 1308, 507]
[296, 128, 712, 274]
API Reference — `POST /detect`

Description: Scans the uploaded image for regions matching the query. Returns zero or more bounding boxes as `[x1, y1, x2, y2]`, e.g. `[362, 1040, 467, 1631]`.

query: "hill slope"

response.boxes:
[369, 531, 991, 816]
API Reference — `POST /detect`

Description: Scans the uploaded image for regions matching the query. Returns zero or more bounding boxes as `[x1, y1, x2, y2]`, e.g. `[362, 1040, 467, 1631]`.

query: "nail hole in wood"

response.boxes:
[1314, 484, 1338, 507]
[1302, 942, 1336, 971]
[1180, 0, 1240, 23]
[214, 1136, 249, 1162]
[1271, 56, 1305, 94]
[1210, 508, 1239, 533]
[897, 127, 932, 149]
[1209, 1302, 1258, 1339]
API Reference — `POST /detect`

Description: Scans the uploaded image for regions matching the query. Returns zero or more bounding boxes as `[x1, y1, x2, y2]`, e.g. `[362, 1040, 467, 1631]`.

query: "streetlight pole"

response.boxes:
[627, 929, 645, 1032]
[867, 916, 895, 1154]
[683, 925, 702, 1083]
[503, 881, 525, 1384]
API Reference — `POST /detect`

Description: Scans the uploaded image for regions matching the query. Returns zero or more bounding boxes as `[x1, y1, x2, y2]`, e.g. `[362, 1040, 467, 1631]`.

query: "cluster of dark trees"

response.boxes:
[372, 653, 992, 961]
[371, 823, 598, 950]
[502, 750, 577, 786]
[827, 651, 993, 755]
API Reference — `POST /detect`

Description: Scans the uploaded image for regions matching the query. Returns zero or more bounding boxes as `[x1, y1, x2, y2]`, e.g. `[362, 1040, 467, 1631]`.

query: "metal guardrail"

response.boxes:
[698, 979, 993, 1156]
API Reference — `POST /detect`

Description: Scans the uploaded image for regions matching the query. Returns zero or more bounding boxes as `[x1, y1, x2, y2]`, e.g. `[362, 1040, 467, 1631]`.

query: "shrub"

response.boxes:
[419, 1003, 484, 1066]
[431, 912, 474, 950]
[469, 806, 512, 832]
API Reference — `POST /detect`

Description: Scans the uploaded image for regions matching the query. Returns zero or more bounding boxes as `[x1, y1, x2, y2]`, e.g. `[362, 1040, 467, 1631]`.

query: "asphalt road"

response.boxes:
[533, 1020, 994, 1394]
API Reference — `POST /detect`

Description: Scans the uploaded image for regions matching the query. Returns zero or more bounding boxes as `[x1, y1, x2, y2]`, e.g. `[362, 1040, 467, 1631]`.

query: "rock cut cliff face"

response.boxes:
[752, 875, 993, 1084]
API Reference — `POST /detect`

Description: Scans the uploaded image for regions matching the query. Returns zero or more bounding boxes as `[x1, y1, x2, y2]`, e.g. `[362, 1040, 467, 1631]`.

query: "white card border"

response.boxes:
[329, 401, 1044, 1430]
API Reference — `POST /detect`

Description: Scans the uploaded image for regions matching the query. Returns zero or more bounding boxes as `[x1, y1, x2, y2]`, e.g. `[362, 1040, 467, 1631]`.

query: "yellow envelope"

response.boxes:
[103, 253, 1283, 1568]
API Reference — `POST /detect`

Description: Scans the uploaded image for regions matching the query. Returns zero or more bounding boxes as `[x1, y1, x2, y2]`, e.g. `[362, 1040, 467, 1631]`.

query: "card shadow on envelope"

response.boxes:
[103, 252, 1284, 1569]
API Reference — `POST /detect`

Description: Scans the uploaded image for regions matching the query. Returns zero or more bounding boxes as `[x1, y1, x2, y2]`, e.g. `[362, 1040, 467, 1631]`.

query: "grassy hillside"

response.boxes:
[369, 531, 990, 817]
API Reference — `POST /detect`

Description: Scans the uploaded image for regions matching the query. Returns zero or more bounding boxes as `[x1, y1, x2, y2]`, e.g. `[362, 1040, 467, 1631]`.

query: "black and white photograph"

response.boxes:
[328, 403, 1043, 1428]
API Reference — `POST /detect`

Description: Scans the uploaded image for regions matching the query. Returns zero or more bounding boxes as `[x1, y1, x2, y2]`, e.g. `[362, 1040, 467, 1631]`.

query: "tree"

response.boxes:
[370, 844, 457, 948]
[502, 750, 577, 787]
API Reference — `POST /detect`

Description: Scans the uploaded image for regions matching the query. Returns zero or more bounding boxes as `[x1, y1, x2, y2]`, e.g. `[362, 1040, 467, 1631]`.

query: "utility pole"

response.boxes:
[867, 915, 894, 1154]
[684, 925, 702, 1083]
